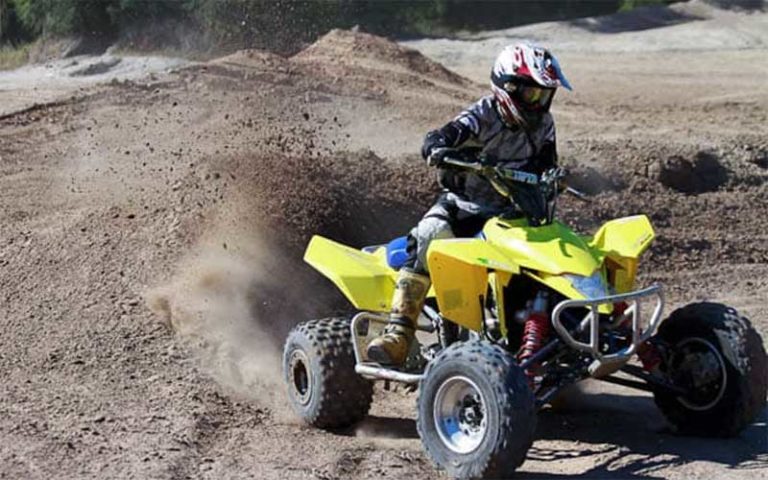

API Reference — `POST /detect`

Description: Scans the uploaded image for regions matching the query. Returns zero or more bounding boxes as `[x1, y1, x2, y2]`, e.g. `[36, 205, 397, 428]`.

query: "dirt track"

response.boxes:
[1, 3, 767, 478]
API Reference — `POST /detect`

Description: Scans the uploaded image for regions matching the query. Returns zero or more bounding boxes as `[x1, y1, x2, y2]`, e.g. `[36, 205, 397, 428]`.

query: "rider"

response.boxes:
[366, 41, 572, 366]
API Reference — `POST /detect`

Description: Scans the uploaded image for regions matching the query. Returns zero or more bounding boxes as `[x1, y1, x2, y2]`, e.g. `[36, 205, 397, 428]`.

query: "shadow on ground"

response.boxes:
[530, 389, 768, 478]
[339, 389, 767, 478]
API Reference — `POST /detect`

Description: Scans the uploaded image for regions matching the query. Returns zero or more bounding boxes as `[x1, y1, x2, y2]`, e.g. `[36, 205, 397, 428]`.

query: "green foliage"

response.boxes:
[2, 0, 629, 52]
[7, 0, 187, 40]
[619, 0, 671, 12]
[107, 0, 187, 25]
[12, 0, 113, 36]
[0, 40, 30, 69]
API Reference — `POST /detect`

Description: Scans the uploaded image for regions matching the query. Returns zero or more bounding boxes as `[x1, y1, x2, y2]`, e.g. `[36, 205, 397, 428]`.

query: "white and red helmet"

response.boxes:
[491, 42, 571, 129]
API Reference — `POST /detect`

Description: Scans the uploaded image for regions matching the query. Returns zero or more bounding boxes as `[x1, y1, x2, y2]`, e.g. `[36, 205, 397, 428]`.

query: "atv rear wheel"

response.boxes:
[652, 303, 767, 437]
[282, 317, 373, 429]
[417, 340, 536, 479]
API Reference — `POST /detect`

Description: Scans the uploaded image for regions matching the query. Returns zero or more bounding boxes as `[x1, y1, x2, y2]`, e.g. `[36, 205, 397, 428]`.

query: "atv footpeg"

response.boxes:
[588, 357, 627, 378]
[350, 312, 425, 384]
[355, 362, 423, 384]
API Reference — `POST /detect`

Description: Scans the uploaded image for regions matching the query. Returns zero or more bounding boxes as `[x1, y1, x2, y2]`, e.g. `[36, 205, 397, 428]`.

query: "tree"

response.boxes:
[1, 0, 6, 41]
[11, 0, 114, 37]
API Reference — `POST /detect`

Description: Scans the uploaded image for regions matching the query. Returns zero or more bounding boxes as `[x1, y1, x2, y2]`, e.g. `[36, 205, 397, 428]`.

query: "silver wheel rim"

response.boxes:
[288, 349, 312, 406]
[673, 337, 728, 411]
[433, 375, 487, 454]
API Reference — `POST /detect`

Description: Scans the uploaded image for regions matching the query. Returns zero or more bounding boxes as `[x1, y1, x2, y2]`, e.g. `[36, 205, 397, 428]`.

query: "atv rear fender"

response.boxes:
[304, 236, 396, 312]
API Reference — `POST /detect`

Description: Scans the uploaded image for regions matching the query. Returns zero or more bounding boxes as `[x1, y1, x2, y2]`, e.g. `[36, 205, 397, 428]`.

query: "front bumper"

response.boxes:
[551, 284, 665, 365]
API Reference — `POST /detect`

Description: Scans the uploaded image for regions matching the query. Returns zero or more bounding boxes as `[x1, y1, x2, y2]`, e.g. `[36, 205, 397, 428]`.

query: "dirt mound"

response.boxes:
[647, 151, 729, 194]
[294, 29, 470, 86]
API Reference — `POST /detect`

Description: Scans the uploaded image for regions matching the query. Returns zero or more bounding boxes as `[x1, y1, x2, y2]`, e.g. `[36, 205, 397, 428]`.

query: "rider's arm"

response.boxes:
[531, 115, 557, 170]
[534, 141, 557, 170]
[421, 119, 476, 160]
[421, 98, 487, 160]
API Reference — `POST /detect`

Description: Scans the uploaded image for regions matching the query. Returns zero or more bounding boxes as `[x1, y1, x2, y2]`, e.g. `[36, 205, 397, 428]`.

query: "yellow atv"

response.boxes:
[282, 151, 767, 479]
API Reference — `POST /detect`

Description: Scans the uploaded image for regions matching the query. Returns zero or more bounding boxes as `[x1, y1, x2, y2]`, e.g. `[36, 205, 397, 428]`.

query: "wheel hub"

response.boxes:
[434, 376, 488, 454]
[288, 350, 312, 406]
[671, 337, 727, 411]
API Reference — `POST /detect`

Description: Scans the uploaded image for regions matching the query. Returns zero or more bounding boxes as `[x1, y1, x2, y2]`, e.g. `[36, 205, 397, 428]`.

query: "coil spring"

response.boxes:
[518, 312, 550, 371]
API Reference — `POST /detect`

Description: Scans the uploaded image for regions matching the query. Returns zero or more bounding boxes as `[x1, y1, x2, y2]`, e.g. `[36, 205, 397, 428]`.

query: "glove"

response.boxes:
[421, 130, 447, 162]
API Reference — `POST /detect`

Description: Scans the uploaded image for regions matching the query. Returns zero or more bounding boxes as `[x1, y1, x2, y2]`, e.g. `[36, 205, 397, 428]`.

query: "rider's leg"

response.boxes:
[366, 200, 454, 366]
[365, 267, 432, 366]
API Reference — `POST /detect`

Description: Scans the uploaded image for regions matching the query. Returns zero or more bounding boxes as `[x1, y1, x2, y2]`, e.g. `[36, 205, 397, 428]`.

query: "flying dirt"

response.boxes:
[1, 1, 767, 478]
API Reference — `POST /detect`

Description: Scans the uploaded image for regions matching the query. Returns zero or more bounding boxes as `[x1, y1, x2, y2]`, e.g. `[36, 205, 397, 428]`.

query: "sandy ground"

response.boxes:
[1, 1, 767, 478]
[0, 54, 188, 117]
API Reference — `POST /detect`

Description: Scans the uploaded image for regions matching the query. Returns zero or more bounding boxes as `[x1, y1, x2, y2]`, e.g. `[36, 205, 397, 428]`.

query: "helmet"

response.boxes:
[491, 42, 572, 129]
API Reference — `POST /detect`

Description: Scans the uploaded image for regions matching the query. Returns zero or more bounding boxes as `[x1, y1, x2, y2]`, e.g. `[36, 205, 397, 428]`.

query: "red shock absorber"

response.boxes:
[518, 312, 551, 379]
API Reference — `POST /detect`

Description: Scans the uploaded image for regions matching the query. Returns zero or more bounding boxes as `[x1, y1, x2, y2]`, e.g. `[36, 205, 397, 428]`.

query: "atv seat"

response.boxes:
[385, 236, 409, 269]
[362, 236, 409, 269]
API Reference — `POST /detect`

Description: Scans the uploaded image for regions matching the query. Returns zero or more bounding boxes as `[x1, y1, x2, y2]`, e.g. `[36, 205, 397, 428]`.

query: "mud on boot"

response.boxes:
[366, 269, 430, 366]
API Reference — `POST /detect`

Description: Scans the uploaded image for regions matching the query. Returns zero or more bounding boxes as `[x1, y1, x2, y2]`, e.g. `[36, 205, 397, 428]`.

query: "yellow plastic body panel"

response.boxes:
[590, 215, 655, 260]
[304, 236, 396, 312]
[427, 239, 520, 332]
[304, 215, 656, 330]
[483, 219, 600, 276]
[589, 215, 655, 293]
[489, 270, 513, 337]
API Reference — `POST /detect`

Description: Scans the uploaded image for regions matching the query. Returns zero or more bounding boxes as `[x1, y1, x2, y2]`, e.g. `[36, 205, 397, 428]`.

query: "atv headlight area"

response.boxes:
[564, 272, 609, 299]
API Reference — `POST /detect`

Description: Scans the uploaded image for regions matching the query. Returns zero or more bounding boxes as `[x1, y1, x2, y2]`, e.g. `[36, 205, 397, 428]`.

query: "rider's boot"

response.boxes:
[366, 269, 431, 366]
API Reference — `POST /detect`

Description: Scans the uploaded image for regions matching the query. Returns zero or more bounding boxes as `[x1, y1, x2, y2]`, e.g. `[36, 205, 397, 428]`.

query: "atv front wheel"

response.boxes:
[417, 340, 536, 479]
[653, 302, 767, 437]
[282, 317, 373, 429]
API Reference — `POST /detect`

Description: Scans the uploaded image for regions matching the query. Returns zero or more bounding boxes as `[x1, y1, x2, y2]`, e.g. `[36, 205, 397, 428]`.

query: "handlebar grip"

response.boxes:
[426, 147, 450, 167]
[441, 156, 483, 171]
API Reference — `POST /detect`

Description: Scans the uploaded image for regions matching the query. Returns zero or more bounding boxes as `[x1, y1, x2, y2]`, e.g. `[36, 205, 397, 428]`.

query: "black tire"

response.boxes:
[282, 317, 373, 429]
[417, 340, 536, 479]
[653, 302, 767, 437]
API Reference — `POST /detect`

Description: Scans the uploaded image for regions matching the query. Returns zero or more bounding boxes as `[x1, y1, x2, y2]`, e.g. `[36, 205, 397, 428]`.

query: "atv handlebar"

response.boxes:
[430, 148, 590, 202]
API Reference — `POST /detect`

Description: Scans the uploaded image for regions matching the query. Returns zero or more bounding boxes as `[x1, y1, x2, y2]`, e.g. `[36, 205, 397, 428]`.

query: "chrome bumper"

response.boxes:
[551, 284, 665, 365]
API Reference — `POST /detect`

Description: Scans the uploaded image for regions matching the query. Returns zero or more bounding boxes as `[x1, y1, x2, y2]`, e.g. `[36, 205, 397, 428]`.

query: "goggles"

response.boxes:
[504, 82, 554, 109]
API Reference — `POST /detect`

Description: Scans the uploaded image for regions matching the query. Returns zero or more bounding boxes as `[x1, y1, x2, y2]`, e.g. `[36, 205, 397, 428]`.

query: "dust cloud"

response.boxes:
[147, 233, 297, 417]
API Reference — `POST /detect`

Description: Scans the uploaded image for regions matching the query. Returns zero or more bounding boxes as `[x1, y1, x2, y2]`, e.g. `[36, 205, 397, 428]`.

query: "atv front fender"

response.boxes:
[589, 215, 655, 293]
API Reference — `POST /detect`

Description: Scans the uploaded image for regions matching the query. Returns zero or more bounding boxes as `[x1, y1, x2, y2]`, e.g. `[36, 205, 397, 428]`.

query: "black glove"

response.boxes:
[421, 130, 447, 162]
